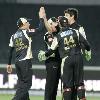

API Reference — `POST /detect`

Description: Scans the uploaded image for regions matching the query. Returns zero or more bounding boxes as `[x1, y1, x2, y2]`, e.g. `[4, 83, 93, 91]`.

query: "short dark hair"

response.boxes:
[64, 8, 78, 20]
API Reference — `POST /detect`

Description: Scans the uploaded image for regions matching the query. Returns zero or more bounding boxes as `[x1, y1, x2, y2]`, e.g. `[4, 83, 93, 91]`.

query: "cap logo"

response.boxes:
[64, 20, 66, 22]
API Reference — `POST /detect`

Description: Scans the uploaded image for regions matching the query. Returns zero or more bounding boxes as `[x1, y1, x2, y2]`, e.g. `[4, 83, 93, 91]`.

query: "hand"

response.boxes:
[84, 50, 91, 61]
[38, 50, 46, 62]
[7, 65, 12, 73]
[39, 7, 46, 19]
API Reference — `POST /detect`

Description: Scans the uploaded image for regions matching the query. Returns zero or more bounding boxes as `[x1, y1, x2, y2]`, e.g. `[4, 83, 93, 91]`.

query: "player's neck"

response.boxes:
[69, 20, 76, 25]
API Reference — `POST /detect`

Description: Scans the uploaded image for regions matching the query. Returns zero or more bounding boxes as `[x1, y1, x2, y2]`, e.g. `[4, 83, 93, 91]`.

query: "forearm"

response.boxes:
[45, 39, 58, 57]
[45, 49, 55, 57]
[35, 18, 44, 32]
[44, 18, 52, 32]
[79, 34, 90, 51]
[8, 47, 14, 65]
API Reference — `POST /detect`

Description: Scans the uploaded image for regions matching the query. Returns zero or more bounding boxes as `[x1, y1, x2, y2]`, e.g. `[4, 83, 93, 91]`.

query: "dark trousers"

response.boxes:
[12, 59, 33, 100]
[71, 86, 77, 100]
[44, 59, 61, 100]
[62, 54, 85, 100]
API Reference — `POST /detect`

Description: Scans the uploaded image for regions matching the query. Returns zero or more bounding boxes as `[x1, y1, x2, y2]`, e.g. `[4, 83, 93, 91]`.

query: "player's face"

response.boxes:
[23, 22, 30, 30]
[64, 13, 74, 25]
[49, 21, 59, 32]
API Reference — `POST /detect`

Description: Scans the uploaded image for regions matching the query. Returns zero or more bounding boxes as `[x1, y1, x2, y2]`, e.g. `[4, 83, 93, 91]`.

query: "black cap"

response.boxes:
[58, 16, 68, 27]
[17, 17, 32, 27]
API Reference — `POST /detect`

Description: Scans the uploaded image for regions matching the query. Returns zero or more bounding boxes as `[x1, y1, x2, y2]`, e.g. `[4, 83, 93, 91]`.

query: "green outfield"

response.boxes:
[0, 94, 100, 100]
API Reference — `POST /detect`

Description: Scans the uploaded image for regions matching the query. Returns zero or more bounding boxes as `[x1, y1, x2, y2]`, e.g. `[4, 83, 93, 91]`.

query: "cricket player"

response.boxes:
[7, 7, 45, 100]
[64, 8, 91, 100]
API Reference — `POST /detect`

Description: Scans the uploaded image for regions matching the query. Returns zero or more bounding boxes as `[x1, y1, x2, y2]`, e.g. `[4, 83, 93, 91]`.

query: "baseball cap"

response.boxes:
[58, 16, 68, 27]
[17, 17, 32, 27]
[48, 17, 57, 24]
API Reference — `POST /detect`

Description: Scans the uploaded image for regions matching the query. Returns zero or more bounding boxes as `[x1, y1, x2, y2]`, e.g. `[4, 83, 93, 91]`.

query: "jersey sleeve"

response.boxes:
[79, 33, 90, 51]
[8, 46, 14, 65]
[8, 35, 14, 64]
[9, 35, 14, 47]
[79, 26, 86, 39]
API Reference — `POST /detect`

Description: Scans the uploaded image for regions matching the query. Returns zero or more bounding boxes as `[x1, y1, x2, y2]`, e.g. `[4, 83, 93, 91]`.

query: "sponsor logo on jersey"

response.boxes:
[60, 30, 73, 37]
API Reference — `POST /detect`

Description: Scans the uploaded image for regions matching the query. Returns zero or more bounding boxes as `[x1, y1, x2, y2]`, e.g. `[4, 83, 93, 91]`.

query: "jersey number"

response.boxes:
[64, 36, 75, 45]
[15, 38, 23, 46]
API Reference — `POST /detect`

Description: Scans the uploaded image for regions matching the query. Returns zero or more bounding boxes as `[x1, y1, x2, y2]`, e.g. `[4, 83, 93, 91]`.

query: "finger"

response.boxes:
[40, 7, 44, 9]
[7, 69, 11, 73]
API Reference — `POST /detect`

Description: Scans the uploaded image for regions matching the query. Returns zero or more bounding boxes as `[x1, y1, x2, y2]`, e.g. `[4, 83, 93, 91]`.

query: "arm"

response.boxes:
[35, 7, 47, 32]
[8, 47, 14, 65]
[43, 18, 53, 32]
[27, 7, 46, 37]
[45, 37, 58, 57]
[79, 33, 91, 61]
[7, 36, 14, 73]
[39, 7, 53, 32]
[35, 18, 45, 32]
[79, 33, 90, 51]
[38, 37, 58, 61]
[79, 26, 87, 39]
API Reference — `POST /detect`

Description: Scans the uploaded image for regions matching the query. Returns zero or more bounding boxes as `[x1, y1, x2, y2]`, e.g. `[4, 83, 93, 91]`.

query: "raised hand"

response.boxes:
[39, 7, 46, 19]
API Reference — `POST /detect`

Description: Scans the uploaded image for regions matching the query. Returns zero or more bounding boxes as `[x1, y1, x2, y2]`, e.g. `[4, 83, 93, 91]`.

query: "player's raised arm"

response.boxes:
[27, 7, 46, 37]
[40, 7, 55, 32]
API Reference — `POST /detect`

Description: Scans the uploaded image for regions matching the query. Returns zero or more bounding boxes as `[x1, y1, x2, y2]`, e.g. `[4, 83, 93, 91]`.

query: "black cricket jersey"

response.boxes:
[46, 27, 90, 59]
[57, 28, 90, 58]
[9, 29, 33, 61]
[8, 18, 44, 64]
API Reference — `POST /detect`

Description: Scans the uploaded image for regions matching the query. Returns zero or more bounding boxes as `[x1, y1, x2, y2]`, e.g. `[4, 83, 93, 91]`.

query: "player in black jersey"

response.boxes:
[64, 8, 91, 100]
[64, 8, 91, 60]
[40, 16, 91, 100]
[38, 17, 61, 100]
[7, 7, 45, 100]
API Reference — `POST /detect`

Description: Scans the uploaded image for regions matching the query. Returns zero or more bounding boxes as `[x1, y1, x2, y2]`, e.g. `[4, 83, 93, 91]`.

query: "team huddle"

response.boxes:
[7, 7, 91, 100]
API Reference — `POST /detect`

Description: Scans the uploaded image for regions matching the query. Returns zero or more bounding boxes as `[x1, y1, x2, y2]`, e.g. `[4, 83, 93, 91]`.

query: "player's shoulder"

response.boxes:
[12, 29, 23, 39]
[72, 22, 84, 30]
[77, 23, 85, 30]
[71, 23, 85, 34]
[14, 29, 22, 35]
[67, 27, 77, 33]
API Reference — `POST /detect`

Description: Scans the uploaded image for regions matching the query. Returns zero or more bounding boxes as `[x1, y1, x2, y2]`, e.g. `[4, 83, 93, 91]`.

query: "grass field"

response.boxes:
[0, 94, 100, 100]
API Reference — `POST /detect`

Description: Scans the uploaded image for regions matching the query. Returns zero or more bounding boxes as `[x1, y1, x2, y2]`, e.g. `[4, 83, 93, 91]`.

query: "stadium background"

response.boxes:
[0, 0, 100, 99]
